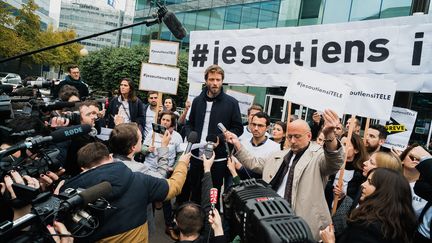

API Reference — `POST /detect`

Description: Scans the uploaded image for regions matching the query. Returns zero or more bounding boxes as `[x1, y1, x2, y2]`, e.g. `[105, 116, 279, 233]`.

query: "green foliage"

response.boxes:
[0, 0, 81, 67]
[79, 45, 190, 106]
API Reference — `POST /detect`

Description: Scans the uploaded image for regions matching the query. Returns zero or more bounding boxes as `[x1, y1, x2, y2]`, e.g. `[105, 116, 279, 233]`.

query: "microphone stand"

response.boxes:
[0, 5, 168, 64]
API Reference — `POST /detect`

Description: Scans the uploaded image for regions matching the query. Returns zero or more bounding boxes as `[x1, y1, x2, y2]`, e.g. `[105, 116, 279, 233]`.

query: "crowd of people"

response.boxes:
[0, 63, 431, 243]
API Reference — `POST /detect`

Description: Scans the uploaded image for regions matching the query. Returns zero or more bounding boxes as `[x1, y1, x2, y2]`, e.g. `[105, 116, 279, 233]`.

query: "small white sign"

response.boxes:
[149, 40, 179, 66]
[380, 107, 418, 151]
[226, 89, 255, 116]
[187, 82, 203, 103]
[284, 67, 351, 117]
[139, 63, 180, 95]
[340, 75, 396, 120]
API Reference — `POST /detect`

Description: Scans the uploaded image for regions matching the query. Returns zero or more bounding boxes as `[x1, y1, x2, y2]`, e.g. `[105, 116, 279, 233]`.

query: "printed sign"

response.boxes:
[149, 40, 179, 66]
[188, 14, 432, 91]
[284, 67, 351, 117]
[139, 63, 180, 95]
[380, 107, 417, 150]
[226, 89, 255, 115]
[187, 82, 203, 103]
[340, 75, 396, 120]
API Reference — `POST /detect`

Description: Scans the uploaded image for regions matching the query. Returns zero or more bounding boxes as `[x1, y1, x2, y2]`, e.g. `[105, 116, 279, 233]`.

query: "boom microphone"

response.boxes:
[184, 131, 198, 154]
[162, 11, 187, 39]
[60, 181, 112, 212]
[0, 124, 92, 158]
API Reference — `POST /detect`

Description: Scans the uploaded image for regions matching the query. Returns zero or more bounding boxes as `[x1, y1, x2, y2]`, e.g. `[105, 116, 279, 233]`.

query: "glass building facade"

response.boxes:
[132, 0, 432, 146]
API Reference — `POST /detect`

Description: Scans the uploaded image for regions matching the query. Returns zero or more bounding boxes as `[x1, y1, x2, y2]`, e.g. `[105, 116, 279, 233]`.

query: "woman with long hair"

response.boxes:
[105, 78, 145, 129]
[321, 168, 417, 243]
[362, 151, 403, 176]
[270, 121, 286, 150]
[399, 144, 427, 218]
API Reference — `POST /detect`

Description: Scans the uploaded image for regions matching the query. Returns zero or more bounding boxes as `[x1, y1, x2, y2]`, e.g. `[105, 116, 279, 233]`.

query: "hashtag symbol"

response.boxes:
[191, 44, 209, 67]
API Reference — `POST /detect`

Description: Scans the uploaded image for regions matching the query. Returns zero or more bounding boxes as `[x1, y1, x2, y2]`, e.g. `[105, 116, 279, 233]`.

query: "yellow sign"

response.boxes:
[385, 125, 406, 132]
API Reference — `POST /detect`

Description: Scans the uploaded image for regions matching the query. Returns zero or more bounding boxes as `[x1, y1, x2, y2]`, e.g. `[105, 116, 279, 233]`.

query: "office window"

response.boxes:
[350, 0, 382, 21]
[380, 0, 412, 18]
[196, 10, 211, 30]
[258, 1, 279, 28]
[298, 0, 323, 26]
[240, 3, 260, 29]
[322, 0, 351, 23]
[209, 7, 226, 30]
[277, 0, 302, 27]
[224, 5, 242, 30]
[183, 12, 196, 33]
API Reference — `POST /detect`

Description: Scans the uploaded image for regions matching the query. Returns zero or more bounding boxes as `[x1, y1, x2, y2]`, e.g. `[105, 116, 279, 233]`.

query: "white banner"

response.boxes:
[226, 89, 255, 116]
[187, 82, 203, 103]
[380, 107, 418, 151]
[284, 67, 351, 117]
[139, 63, 179, 95]
[149, 40, 179, 66]
[188, 15, 432, 92]
[341, 75, 396, 120]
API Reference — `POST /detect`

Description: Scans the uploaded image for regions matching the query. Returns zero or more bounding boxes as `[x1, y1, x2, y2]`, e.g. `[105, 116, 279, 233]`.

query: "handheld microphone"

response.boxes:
[184, 131, 198, 154]
[204, 134, 217, 159]
[209, 188, 218, 210]
[0, 124, 92, 158]
[217, 123, 227, 133]
[216, 123, 231, 157]
[60, 181, 112, 212]
[162, 11, 187, 39]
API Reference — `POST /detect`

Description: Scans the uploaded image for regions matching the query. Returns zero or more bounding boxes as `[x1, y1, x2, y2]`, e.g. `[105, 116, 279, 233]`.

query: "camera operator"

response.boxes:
[63, 100, 103, 177]
[174, 153, 226, 243]
[61, 142, 190, 242]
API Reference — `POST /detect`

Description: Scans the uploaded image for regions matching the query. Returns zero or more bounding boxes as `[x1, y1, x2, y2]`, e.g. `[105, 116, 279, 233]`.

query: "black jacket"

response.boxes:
[53, 75, 89, 99]
[189, 87, 243, 159]
[105, 96, 146, 129]
[63, 162, 169, 242]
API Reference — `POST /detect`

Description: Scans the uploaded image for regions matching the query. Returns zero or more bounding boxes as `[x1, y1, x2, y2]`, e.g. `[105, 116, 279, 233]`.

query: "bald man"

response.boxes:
[224, 109, 344, 241]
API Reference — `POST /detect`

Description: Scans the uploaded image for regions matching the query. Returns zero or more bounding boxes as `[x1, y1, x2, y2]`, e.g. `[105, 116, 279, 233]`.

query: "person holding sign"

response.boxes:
[179, 64, 243, 209]
[223, 109, 344, 241]
[105, 78, 145, 130]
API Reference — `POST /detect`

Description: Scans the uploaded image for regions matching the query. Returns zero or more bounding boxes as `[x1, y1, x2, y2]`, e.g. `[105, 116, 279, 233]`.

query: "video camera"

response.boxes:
[0, 181, 112, 242]
[223, 179, 314, 243]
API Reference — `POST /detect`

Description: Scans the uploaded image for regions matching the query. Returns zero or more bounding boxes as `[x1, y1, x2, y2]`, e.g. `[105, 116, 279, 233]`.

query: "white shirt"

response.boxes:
[410, 181, 427, 218]
[276, 154, 296, 197]
[241, 136, 279, 158]
[144, 130, 183, 169]
[144, 106, 155, 139]
[332, 169, 355, 195]
[200, 101, 213, 144]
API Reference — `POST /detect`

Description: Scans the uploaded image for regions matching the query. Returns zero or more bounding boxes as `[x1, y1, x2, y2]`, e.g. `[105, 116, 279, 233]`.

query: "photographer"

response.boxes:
[175, 153, 226, 243]
[64, 100, 103, 177]
[62, 142, 190, 242]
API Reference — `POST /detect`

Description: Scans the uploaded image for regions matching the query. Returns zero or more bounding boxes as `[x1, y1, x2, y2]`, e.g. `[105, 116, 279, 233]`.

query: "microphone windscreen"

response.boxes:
[187, 131, 199, 143]
[79, 181, 112, 205]
[42, 102, 76, 111]
[163, 11, 187, 39]
[206, 134, 218, 143]
[51, 124, 92, 142]
[210, 188, 218, 205]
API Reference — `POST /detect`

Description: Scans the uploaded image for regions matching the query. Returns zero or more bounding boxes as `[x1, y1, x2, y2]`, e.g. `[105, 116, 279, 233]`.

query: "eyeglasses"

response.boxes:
[287, 132, 308, 140]
[250, 123, 266, 128]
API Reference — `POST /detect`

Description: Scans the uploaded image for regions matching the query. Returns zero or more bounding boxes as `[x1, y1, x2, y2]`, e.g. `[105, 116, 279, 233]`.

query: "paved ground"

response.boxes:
[149, 209, 172, 243]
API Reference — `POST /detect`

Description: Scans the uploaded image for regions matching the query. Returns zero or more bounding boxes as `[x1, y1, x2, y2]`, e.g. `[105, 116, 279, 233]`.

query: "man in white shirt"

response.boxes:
[239, 104, 264, 142]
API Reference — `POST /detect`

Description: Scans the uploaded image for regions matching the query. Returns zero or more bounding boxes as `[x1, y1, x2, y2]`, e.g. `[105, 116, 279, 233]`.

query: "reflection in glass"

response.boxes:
[350, 0, 381, 21]
[380, 0, 411, 18]
[322, 0, 351, 24]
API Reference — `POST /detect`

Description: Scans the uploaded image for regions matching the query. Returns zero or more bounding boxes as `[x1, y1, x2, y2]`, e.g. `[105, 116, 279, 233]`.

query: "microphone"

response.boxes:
[209, 188, 218, 210]
[0, 124, 92, 158]
[217, 123, 231, 157]
[184, 131, 198, 154]
[162, 11, 187, 39]
[40, 101, 77, 112]
[60, 181, 112, 212]
[217, 123, 227, 133]
[204, 134, 217, 159]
